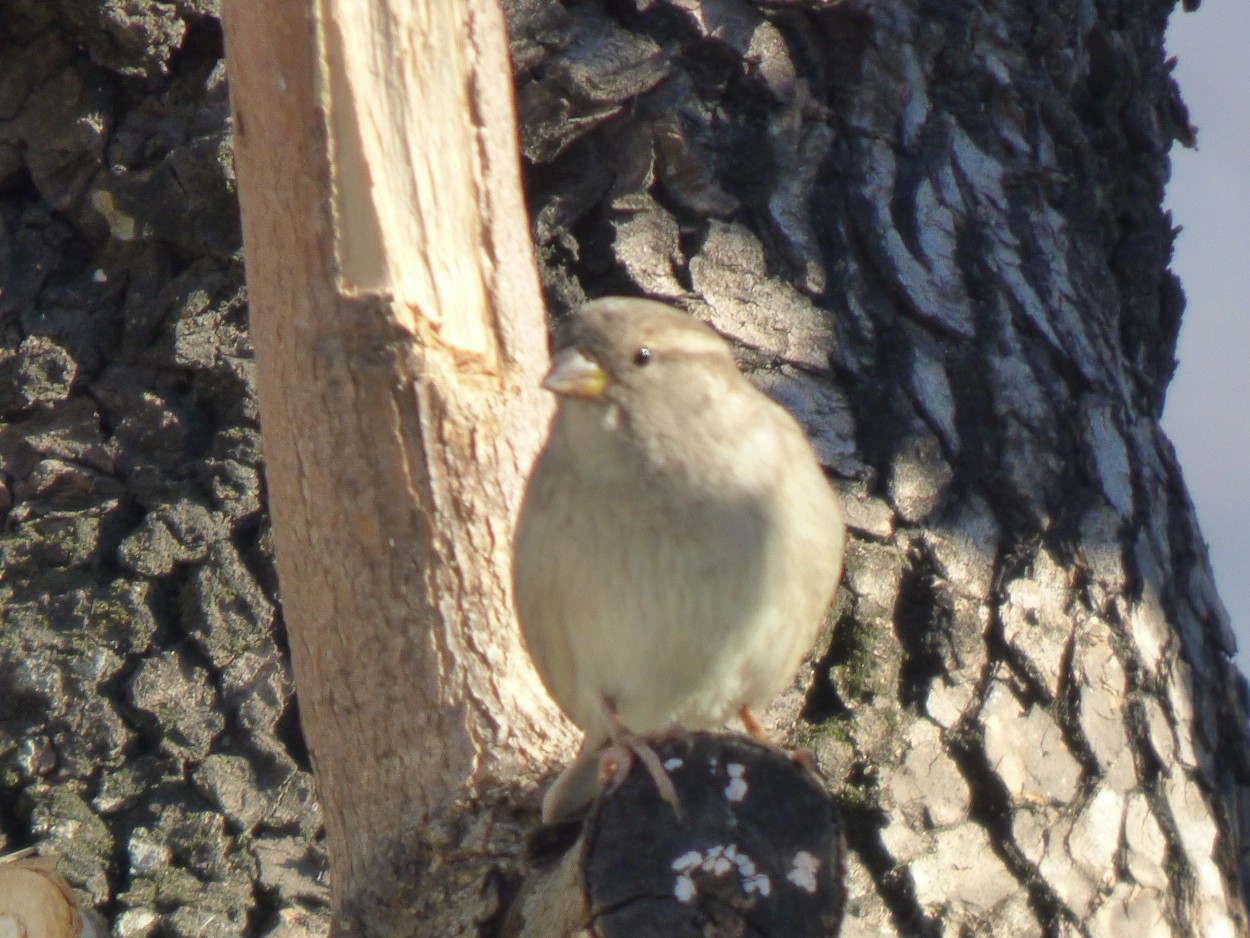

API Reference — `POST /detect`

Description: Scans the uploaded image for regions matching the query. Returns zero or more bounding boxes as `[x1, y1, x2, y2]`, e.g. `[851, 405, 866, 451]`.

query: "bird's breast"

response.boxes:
[518, 456, 810, 734]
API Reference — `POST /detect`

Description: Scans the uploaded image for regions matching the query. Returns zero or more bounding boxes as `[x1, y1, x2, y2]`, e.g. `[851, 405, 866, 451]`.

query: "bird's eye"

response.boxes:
[633, 347, 651, 367]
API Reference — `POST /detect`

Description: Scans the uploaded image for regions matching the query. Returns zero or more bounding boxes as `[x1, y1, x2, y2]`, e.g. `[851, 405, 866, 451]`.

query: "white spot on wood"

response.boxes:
[731, 851, 754, 877]
[674, 873, 696, 903]
[671, 851, 701, 873]
[787, 851, 820, 893]
[744, 873, 772, 897]
[724, 762, 748, 802]
[670, 844, 774, 900]
[702, 844, 733, 877]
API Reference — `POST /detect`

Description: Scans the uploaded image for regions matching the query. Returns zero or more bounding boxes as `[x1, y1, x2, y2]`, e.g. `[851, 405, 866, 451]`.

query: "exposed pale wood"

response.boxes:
[220, 0, 570, 930]
[0, 860, 106, 938]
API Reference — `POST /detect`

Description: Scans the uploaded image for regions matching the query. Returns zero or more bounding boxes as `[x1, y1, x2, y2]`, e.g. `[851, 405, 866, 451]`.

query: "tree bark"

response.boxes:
[1, 0, 1248, 936]
[505, 0, 1250, 934]
[221, 0, 568, 932]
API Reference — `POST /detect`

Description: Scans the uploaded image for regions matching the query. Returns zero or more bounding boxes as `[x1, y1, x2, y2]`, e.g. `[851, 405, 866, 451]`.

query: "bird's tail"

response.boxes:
[542, 736, 609, 823]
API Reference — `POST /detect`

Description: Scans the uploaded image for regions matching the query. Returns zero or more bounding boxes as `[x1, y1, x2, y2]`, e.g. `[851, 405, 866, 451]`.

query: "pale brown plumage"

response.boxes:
[513, 297, 846, 822]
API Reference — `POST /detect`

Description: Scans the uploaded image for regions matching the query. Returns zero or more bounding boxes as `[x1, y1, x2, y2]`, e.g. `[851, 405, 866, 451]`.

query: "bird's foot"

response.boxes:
[740, 706, 817, 771]
[597, 706, 682, 818]
[738, 706, 773, 744]
[789, 747, 817, 771]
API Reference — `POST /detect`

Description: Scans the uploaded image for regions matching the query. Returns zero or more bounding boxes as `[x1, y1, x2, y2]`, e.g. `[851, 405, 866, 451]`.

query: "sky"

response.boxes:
[1163, 0, 1250, 671]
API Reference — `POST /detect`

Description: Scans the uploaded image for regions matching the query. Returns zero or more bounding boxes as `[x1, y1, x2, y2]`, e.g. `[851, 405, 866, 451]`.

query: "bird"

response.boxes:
[512, 296, 846, 823]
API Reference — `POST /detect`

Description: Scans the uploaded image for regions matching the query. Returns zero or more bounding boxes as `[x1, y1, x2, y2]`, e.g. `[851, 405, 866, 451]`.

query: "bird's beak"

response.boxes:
[542, 347, 609, 399]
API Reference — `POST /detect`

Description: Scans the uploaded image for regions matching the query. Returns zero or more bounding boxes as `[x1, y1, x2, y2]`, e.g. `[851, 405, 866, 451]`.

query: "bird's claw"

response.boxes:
[739, 706, 773, 743]
[741, 706, 818, 772]
[597, 704, 683, 818]
[789, 746, 817, 771]
[597, 733, 682, 818]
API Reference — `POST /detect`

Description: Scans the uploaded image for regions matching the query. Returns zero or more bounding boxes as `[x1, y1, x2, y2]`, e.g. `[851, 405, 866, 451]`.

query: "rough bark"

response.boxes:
[0, 6, 318, 937]
[1, 0, 1247, 936]
[507, 0, 1250, 933]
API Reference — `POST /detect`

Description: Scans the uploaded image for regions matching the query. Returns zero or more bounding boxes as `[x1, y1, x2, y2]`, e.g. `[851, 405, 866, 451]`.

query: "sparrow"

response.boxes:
[513, 296, 846, 822]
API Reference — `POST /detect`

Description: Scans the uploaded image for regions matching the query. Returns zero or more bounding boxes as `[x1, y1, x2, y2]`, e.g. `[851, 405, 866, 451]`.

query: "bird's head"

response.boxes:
[542, 297, 737, 410]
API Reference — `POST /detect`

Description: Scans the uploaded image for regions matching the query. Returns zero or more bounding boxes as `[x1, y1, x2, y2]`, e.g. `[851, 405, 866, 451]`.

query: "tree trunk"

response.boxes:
[220, 0, 569, 932]
[1, 0, 1248, 936]
[504, 0, 1250, 933]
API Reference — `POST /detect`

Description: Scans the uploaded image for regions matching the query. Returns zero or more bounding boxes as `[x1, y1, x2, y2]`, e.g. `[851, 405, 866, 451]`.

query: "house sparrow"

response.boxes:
[513, 297, 845, 822]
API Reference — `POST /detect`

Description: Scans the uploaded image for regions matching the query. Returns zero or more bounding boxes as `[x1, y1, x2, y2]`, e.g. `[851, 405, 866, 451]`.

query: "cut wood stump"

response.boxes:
[505, 732, 846, 938]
